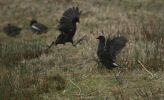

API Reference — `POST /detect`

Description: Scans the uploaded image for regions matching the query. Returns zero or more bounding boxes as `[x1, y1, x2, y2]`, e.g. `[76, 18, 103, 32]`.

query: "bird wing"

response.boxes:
[58, 18, 74, 33]
[63, 7, 81, 22]
[58, 7, 81, 34]
[32, 23, 48, 31]
[105, 36, 128, 60]
[31, 24, 40, 31]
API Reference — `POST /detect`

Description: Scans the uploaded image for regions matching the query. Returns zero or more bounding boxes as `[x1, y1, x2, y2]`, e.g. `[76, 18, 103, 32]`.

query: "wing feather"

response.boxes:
[58, 7, 81, 34]
[105, 36, 128, 60]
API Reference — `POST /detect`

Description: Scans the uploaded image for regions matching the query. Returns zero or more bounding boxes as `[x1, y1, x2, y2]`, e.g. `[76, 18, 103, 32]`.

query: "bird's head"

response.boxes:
[96, 35, 105, 41]
[30, 19, 37, 25]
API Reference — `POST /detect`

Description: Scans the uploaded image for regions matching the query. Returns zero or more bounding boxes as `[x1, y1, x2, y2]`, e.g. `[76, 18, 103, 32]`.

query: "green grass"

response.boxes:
[0, 0, 164, 99]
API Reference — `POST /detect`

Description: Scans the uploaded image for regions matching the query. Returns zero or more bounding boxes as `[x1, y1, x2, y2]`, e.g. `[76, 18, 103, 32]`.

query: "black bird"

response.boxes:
[47, 7, 81, 48]
[30, 19, 48, 34]
[96, 35, 128, 69]
[3, 24, 22, 37]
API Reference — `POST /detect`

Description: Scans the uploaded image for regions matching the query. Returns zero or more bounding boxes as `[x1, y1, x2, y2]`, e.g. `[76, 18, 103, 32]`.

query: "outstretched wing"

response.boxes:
[63, 7, 81, 22]
[58, 7, 81, 34]
[105, 36, 128, 60]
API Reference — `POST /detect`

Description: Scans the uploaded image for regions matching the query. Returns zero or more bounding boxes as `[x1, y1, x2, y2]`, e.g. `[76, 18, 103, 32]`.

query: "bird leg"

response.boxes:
[110, 70, 123, 85]
[45, 41, 55, 51]
[73, 35, 87, 46]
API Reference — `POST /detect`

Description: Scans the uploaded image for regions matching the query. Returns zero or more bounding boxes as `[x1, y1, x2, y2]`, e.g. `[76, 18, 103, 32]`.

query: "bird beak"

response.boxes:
[96, 37, 99, 39]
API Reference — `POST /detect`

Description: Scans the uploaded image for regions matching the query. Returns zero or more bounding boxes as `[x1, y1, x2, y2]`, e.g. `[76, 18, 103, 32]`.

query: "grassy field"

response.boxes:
[0, 0, 164, 99]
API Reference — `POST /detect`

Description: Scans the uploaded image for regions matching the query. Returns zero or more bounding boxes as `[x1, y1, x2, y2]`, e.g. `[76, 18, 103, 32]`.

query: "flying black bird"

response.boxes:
[2, 24, 22, 37]
[30, 19, 48, 34]
[47, 7, 81, 49]
[96, 35, 128, 69]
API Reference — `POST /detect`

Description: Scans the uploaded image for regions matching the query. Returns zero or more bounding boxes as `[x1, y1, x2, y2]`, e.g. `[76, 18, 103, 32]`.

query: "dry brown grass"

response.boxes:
[0, 0, 164, 99]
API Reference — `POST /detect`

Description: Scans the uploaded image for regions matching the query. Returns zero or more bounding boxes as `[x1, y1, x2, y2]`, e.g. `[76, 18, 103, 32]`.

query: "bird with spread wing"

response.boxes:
[46, 7, 82, 50]
[96, 35, 128, 69]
